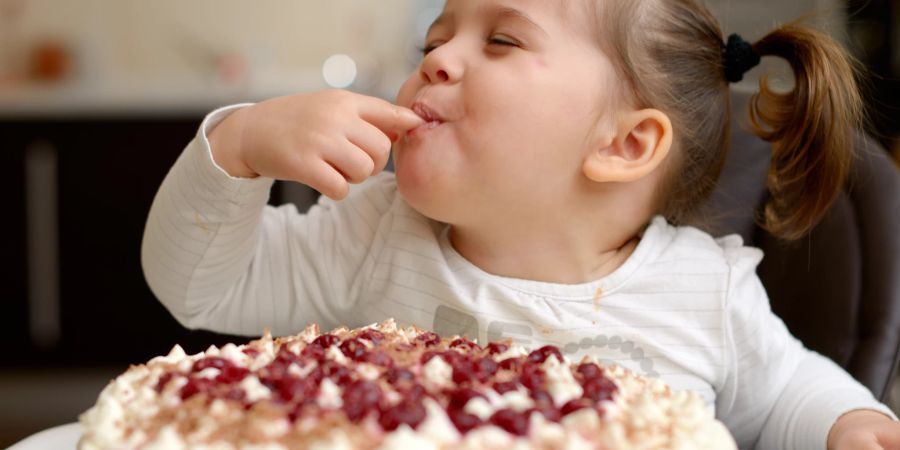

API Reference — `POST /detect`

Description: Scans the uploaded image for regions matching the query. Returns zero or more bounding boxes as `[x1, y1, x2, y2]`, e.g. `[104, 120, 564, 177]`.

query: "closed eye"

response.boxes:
[420, 42, 442, 56]
[488, 36, 519, 48]
[418, 35, 520, 57]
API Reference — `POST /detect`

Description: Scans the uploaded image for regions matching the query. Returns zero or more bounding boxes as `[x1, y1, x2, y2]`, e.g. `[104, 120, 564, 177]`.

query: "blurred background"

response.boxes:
[0, 0, 897, 447]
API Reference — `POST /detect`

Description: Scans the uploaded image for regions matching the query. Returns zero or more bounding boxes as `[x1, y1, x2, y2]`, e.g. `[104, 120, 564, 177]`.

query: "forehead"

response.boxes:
[432, 0, 593, 34]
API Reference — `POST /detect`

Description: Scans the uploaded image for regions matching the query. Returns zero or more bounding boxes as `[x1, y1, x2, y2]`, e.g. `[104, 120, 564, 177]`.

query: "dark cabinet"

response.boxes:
[0, 124, 29, 356]
[1, 116, 275, 367]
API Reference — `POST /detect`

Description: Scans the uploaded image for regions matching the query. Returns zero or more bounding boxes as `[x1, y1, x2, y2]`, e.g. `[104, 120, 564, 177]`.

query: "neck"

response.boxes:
[448, 195, 652, 284]
[450, 225, 640, 284]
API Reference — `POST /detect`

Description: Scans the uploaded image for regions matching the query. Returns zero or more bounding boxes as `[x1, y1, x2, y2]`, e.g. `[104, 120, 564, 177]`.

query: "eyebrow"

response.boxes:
[492, 6, 549, 37]
[427, 6, 549, 37]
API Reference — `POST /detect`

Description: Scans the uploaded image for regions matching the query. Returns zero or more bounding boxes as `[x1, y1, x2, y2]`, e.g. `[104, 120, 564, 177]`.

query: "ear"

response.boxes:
[582, 109, 673, 183]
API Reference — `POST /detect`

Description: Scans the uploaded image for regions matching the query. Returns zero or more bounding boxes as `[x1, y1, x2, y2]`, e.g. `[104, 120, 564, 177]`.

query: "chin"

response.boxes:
[396, 168, 442, 221]
[392, 134, 469, 223]
[394, 166, 460, 224]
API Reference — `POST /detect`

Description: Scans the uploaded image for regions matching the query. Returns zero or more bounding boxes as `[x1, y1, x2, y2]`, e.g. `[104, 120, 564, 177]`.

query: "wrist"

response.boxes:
[208, 107, 258, 178]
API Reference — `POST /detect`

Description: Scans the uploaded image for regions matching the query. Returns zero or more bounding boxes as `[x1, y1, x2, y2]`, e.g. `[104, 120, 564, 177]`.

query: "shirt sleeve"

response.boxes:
[715, 243, 898, 450]
[140, 105, 397, 337]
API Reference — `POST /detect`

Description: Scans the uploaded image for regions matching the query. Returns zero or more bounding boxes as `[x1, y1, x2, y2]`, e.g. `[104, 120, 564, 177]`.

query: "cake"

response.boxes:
[78, 319, 737, 449]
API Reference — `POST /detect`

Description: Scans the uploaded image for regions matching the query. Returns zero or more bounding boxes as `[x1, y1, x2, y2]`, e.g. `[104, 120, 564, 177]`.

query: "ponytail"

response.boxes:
[748, 23, 863, 240]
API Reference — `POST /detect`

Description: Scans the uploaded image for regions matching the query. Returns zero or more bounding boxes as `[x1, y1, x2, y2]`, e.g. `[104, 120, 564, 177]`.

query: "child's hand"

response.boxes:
[208, 89, 424, 200]
[828, 409, 900, 450]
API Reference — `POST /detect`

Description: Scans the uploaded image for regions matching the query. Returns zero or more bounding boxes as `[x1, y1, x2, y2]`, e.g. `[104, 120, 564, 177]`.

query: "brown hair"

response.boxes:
[589, 0, 863, 240]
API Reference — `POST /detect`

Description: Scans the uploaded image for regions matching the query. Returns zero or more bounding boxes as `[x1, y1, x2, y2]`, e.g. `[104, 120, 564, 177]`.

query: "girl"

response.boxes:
[142, 0, 899, 448]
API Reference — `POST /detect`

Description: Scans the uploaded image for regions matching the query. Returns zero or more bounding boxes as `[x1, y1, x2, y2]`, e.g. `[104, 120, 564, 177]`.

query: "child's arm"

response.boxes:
[141, 92, 422, 337]
[714, 245, 897, 450]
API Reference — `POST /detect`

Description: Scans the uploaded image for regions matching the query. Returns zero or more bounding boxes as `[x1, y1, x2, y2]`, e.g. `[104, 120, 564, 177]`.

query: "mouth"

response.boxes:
[408, 102, 445, 137]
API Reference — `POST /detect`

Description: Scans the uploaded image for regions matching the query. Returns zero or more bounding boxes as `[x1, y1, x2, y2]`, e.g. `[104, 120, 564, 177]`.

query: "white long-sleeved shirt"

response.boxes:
[142, 105, 897, 450]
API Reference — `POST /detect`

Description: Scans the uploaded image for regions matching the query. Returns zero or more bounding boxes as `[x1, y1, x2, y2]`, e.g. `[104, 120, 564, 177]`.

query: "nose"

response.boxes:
[419, 45, 461, 84]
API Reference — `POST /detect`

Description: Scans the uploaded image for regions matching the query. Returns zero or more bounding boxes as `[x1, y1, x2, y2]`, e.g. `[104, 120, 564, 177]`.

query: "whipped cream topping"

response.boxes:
[78, 318, 737, 450]
[541, 355, 583, 406]
[422, 354, 453, 388]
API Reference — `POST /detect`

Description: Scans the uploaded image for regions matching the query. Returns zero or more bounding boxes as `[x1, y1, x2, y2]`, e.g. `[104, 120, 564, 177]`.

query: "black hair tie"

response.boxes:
[724, 33, 760, 83]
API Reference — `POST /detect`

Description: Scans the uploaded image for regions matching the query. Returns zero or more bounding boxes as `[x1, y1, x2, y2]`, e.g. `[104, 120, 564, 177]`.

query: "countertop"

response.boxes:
[0, 75, 325, 119]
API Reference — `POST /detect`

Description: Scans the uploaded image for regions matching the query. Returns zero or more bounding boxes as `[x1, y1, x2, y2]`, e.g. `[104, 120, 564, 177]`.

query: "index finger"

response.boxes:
[356, 96, 425, 138]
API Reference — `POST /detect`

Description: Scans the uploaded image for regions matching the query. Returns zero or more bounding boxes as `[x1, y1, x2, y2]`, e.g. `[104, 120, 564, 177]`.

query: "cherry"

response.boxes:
[378, 397, 427, 431]
[399, 384, 429, 402]
[421, 351, 462, 367]
[492, 380, 520, 395]
[490, 409, 530, 436]
[560, 398, 592, 416]
[445, 387, 484, 411]
[384, 368, 415, 385]
[217, 365, 250, 384]
[275, 347, 300, 364]
[448, 409, 482, 433]
[530, 405, 561, 422]
[259, 359, 291, 385]
[582, 376, 617, 403]
[450, 338, 480, 351]
[223, 388, 246, 402]
[499, 357, 523, 372]
[576, 363, 602, 380]
[420, 351, 441, 365]
[179, 377, 215, 400]
[415, 332, 441, 347]
[439, 351, 464, 366]
[300, 344, 326, 363]
[518, 362, 545, 391]
[530, 389, 553, 406]
[486, 342, 509, 355]
[341, 380, 382, 422]
[451, 358, 478, 385]
[476, 358, 498, 380]
[360, 350, 394, 368]
[312, 334, 340, 349]
[526, 346, 564, 365]
[277, 376, 318, 403]
[357, 329, 385, 344]
[339, 338, 367, 361]
[306, 366, 325, 385]
[322, 362, 354, 386]
[452, 356, 499, 384]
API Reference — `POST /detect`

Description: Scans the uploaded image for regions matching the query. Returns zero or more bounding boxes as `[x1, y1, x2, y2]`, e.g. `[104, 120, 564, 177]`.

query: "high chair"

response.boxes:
[701, 90, 900, 402]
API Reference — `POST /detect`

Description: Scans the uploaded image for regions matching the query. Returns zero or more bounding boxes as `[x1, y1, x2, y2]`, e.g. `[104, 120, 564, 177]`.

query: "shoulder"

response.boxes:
[644, 215, 764, 271]
[649, 218, 771, 316]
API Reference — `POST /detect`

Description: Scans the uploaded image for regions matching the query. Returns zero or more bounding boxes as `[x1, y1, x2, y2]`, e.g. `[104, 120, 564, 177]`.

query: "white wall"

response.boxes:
[707, 0, 844, 37]
[0, 0, 845, 102]
[3, 0, 419, 97]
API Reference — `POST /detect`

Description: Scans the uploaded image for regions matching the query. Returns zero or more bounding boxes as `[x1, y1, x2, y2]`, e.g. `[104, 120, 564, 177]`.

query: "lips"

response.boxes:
[408, 102, 445, 137]
[411, 102, 445, 123]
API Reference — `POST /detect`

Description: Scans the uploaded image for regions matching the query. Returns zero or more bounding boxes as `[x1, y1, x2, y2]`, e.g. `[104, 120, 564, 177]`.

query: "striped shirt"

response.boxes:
[142, 105, 895, 450]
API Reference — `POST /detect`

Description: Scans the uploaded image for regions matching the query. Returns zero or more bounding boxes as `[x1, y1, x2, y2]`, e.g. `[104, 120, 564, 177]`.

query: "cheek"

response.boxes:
[478, 93, 596, 179]
[395, 74, 420, 106]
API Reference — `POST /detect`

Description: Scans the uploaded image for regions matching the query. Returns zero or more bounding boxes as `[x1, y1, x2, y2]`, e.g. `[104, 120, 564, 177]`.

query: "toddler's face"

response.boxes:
[393, 0, 621, 226]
